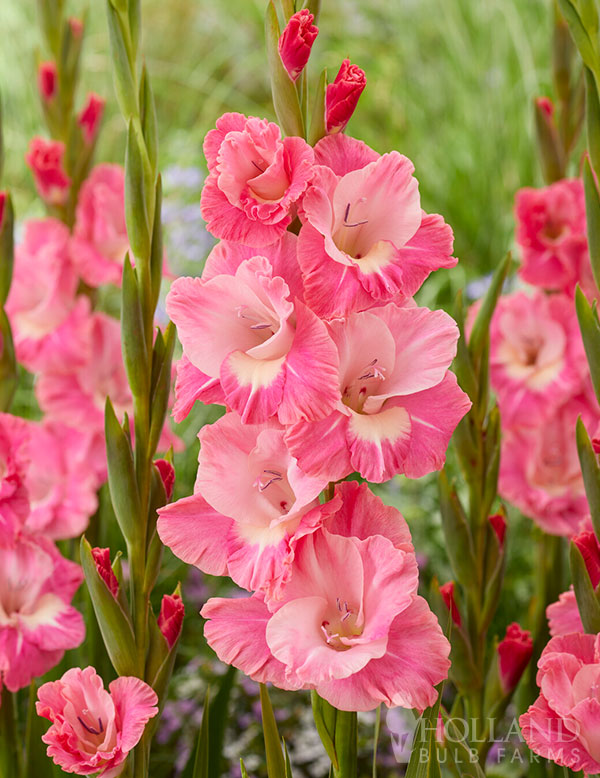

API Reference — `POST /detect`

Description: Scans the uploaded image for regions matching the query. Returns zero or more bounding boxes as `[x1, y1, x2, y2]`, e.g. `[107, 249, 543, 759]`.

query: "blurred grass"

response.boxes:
[2, 0, 557, 280]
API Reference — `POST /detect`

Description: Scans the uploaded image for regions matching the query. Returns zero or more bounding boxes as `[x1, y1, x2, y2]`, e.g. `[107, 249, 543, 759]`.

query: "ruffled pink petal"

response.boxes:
[201, 595, 304, 690]
[315, 596, 450, 712]
[346, 406, 412, 482]
[389, 372, 472, 479]
[297, 223, 374, 318]
[326, 480, 414, 553]
[201, 174, 289, 247]
[172, 355, 225, 422]
[285, 410, 352, 481]
[387, 212, 456, 298]
[203, 232, 304, 302]
[547, 589, 584, 637]
[203, 112, 248, 171]
[314, 134, 379, 176]
[520, 695, 600, 774]
[109, 676, 158, 752]
[157, 493, 231, 576]
[278, 301, 339, 424]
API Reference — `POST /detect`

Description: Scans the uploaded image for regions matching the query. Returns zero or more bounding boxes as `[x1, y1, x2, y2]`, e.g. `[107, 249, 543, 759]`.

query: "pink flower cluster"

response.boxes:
[158, 100, 472, 709]
[479, 179, 600, 537]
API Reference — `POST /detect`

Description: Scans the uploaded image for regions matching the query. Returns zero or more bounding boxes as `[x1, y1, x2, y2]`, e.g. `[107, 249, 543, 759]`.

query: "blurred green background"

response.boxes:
[3, 0, 557, 283]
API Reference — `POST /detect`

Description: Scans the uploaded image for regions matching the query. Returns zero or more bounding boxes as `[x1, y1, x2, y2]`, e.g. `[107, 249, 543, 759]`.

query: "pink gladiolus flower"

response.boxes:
[547, 589, 584, 637]
[285, 303, 471, 483]
[520, 633, 600, 773]
[278, 9, 318, 81]
[497, 622, 533, 693]
[325, 59, 366, 134]
[158, 411, 329, 596]
[200, 113, 314, 247]
[0, 413, 30, 535]
[166, 254, 339, 425]
[515, 178, 595, 298]
[5, 219, 84, 373]
[25, 137, 71, 205]
[201, 482, 450, 712]
[439, 581, 461, 626]
[158, 594, 184, 649]
[92, 548, 119, 597]
[297, 134, 456, 317]
[483, 290, 585, 427]
[78, 93, 105, 144]
[38, 61, 57, 101]
[71, 164, 129, 287]
[0, 534, 84, 691]
[498, 395, 596, 536]
[22, 420, 98, 540]
[37, 666, 158, 777]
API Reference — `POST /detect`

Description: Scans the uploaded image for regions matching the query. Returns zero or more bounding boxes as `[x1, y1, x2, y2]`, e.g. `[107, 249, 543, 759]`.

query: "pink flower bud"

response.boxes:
[497, 622, 533, 693]
[573, 530, 600, 588]
[38, 61, 57, 102]
[592, 437, 600, 455]
[154, 459, 175, 500]
[440, 581, 461, 627]
[69, 17, 84, 38]
[91, 547, 119, 597]
[536, 96, 554, 120]
[325, 59, 366, 133]
[78, 93, 105, 144]
[0, 191, 6, 231]
[489, 513, 506, 547]
[278, 9, 318, 82]
[25, 137, 71, 205]
[158, 593, 184, 649]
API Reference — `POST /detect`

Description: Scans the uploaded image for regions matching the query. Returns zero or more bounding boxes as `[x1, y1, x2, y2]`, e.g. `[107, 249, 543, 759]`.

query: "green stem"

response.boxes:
[372, 705, 380, 778]
[0, 691, 23, 778]
[333, 709, 357, 778]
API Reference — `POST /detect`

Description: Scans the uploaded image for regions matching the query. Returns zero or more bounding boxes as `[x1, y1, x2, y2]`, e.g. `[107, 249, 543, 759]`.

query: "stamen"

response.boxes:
[236, 305, 272, 332]
[78, 716, 104, 736]
[358, 359, 386, 381]
[343, 202, 368, 228]
[254, 469, 283, 492]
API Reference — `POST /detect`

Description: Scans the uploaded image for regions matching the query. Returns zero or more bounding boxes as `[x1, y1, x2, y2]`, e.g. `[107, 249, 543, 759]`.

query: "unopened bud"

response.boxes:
[325, 59, 366, 134]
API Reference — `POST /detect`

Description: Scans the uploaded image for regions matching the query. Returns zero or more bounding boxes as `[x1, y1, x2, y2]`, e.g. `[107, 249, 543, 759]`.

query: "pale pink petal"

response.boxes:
[285, 411, 352, 481]
[157, 493, 231, 576]
[220, 351, 286, 423]
[326, 480, 414, 554]
[314, 134, 379, 176]
[547, 589, 584, 637]
[315, 596, 450, 712]
[109, 676, 158, 752]
[201, 174, 289, 247]
[346, 406, 412, 483]
[278, 301, 339, 424]
[201, 595, 304, 690]
[389, 372, 472, 479]
[172, 355, 225, 422]
[203, 112, 247, 171]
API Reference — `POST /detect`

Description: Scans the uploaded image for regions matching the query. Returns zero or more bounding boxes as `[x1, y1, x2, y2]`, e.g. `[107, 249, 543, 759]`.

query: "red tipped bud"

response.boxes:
[440, 581, 461, 627]
[25, 137, 71, 205]
[158, 593, 184, 649]
[38, 61, 58, 102]
[278, 9, 318, 82]
[325, 59, 366, 134]
[489, 513, 506, 547]
[573, 530, 600, 588]
[78, 93, 106, 144]
[69, 17, 84, 38]
[592, 437, 600, 455]
[91, 547, 119, 597]
[0, 192, 6, 231]
[536, 96, 554, 121]
[154, 459, 175, 500]
[497, 622, 533, 693]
